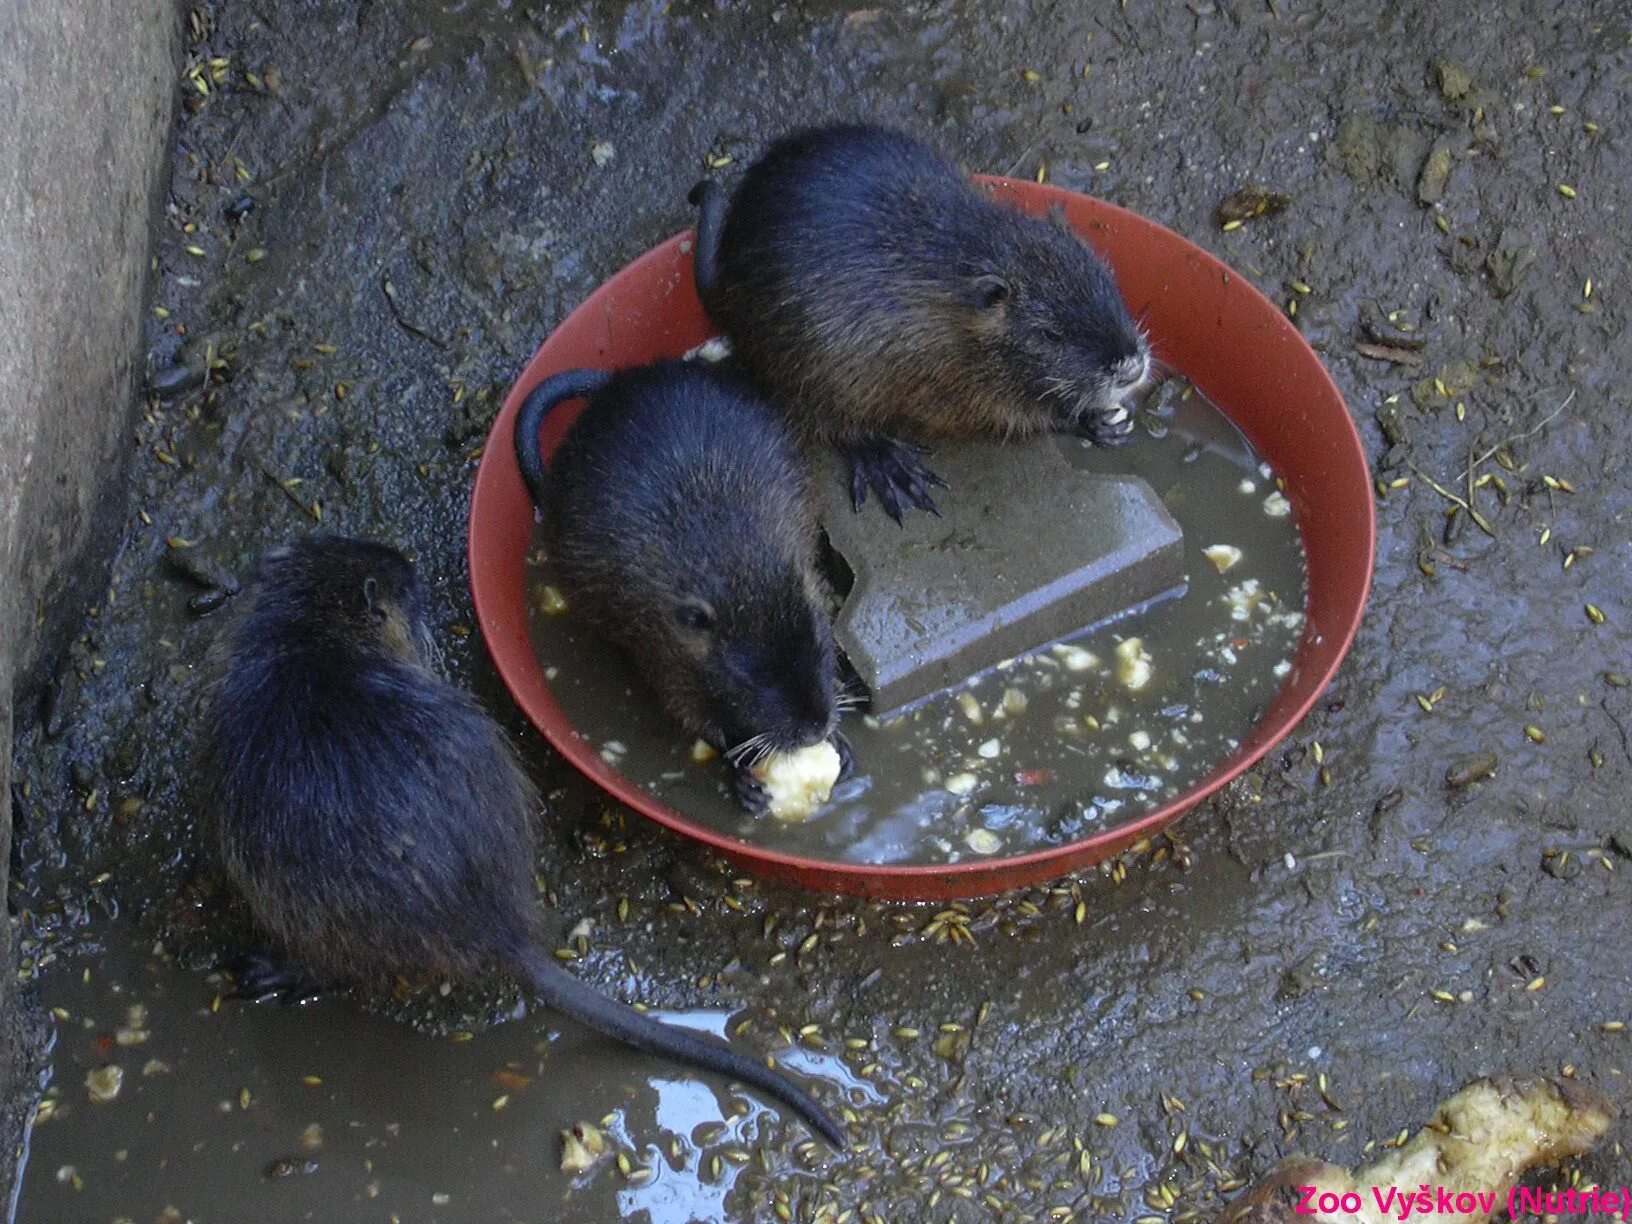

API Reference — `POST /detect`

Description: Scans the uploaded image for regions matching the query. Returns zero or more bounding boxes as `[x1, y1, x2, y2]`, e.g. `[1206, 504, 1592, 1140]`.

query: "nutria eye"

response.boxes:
[1041, 325, 1065, 343]
[675, 601, 715, 632]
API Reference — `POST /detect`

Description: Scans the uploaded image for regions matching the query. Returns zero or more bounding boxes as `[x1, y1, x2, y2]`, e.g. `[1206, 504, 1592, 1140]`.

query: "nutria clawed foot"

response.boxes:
[831, 731, 856, 782]
[732, 763, 772, 815]
[226, 952, 325, 1005]
[841, 436, 946, 523]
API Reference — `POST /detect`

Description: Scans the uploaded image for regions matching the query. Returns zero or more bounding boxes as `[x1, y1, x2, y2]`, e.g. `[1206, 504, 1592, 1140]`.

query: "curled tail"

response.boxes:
[512, 369, 613, 508]
[688, 179, 727, 305]
[519, 948, 845, 1148]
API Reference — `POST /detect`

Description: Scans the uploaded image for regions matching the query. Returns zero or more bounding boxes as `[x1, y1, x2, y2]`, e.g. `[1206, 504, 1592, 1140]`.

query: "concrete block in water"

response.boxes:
[818, 436, 1185, 715]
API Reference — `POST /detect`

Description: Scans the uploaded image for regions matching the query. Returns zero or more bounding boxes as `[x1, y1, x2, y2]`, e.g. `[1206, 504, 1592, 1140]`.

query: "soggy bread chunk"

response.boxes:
[752, 741, 842, 821]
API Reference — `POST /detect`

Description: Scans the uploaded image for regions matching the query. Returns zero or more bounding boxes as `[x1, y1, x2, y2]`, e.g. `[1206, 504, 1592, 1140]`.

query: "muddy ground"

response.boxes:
[9, 1, 1632, 1220]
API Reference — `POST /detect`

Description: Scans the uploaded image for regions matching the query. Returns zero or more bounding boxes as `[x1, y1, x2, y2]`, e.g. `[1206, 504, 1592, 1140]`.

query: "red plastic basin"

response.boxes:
[468, 179, 1374, 901]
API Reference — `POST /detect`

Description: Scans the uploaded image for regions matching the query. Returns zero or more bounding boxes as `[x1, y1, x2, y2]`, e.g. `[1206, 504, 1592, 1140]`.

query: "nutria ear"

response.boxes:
[362, 577, 382, 616]
[964, 274, 1011, 309]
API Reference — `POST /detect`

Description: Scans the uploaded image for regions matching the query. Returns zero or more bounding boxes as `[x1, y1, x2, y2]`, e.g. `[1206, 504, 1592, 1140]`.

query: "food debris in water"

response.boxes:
[1115, 637, 1154, 691]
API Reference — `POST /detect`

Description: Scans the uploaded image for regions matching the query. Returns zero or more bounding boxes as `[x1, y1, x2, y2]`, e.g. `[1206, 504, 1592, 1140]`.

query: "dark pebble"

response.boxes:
[1373, 788, 1404, 814]
[1445, 750, 1498, 788]
[69, 761, 96, 795]
[189, 587, 233, 616]
[109, 733, 141, 781]
[224, 194, 255, 220]
[42, 673, 69, 740]
[1605, 672, 1629, 688]
[149, 362, 206, 401]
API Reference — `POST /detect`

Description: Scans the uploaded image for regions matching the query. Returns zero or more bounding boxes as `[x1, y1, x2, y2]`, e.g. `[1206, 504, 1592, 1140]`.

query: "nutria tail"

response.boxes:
[688, 179, 727, 304]
[518, 947, 845, 1148]
[513, 369, 614, 509]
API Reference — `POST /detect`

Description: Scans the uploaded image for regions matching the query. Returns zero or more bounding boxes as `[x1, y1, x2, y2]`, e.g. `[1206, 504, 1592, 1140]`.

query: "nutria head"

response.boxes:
[963, 209, 1151, 428]
[603, 537, 840, 766]
[250, 536, 432, 664]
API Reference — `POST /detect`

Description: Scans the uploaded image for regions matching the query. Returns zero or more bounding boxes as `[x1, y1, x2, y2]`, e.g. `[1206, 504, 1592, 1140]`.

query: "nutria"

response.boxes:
[690, 123, 1152, 520]
[513, 360, 852, 811]
[203, 536, 844, 1147]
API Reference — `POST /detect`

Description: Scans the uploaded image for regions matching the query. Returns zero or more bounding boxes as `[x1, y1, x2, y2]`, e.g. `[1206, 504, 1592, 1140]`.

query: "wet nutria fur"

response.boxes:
[513, 360, 851, 809]
[691, 123, 1152, 519]
[203, 535, 844, 1147]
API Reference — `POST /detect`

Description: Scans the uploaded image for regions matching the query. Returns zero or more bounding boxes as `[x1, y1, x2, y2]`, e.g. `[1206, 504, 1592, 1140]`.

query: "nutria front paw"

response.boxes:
[830, 731, 856, 783]
[840, 436, 947, 523]
[1069, 403, 1136, 447]
[732, 764, 771, 815]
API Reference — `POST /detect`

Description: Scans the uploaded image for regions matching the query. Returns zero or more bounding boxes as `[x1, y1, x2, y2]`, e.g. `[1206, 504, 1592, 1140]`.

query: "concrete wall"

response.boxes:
[0, 0, 178, 1201]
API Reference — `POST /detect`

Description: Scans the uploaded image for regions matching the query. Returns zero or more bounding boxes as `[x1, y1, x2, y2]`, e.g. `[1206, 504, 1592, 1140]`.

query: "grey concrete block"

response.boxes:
[818, 436, 1185, 715]
[0, 0, 177, 1201]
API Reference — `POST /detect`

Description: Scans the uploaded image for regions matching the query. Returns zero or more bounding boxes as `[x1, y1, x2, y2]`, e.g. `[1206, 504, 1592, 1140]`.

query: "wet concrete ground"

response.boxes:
[9, 1, 1632, 1219]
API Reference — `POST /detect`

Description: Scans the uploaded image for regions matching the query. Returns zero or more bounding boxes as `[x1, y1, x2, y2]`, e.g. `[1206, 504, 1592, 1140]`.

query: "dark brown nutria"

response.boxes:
[513, 360, 853, 811]
[691, 123, 1152, 520]
[203, 535, 844, 1147]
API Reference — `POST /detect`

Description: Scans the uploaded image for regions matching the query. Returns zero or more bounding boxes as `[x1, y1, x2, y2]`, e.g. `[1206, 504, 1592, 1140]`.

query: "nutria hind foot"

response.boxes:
[225, 951, 326, 1005]
[1065, 402, 1137, 448]
[840, 436, 946, 523]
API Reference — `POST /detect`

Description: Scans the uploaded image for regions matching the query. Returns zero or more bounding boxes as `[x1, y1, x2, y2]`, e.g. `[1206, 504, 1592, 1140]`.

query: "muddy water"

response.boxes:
[17, 929, 872, 1224]
[527, 383, 1307, 864]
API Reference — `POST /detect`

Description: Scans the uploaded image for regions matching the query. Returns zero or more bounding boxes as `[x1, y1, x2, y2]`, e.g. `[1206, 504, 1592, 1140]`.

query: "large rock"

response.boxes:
[0, 0, 176, 1200]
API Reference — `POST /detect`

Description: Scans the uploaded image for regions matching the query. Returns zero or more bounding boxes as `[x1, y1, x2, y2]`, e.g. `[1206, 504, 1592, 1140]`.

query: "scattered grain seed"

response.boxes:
[1558, 184, 1577, 198]
[1586, 603, 1606, 624]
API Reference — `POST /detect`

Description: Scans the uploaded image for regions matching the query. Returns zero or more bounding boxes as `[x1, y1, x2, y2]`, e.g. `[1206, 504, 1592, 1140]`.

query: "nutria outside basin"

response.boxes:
[469, 179, 1374, 902]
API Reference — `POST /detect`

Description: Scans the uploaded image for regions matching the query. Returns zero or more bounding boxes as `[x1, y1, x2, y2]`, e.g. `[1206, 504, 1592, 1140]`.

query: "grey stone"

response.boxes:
[818, 437, 1185, 715]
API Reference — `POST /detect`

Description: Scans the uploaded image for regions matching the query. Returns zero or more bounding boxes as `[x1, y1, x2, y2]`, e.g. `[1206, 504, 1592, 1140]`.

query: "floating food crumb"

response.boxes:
[86, 1066, 123, 1104]
[689, 739, 716, 763]
[1263, 491, 1291, 517]
[964, 828, 1002, 855]
[1052, 643, 1100, 672]
[1115, 638, 1153, 691]
[1203, 544, 1244, 573]
[537, 585, 568, 615]
[945, 772, 978, 797]
[560, 1122, 607, 1174]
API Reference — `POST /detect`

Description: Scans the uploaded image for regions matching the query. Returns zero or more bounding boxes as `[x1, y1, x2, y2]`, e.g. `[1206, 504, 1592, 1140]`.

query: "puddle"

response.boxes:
[16, 929, 868, 1223]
